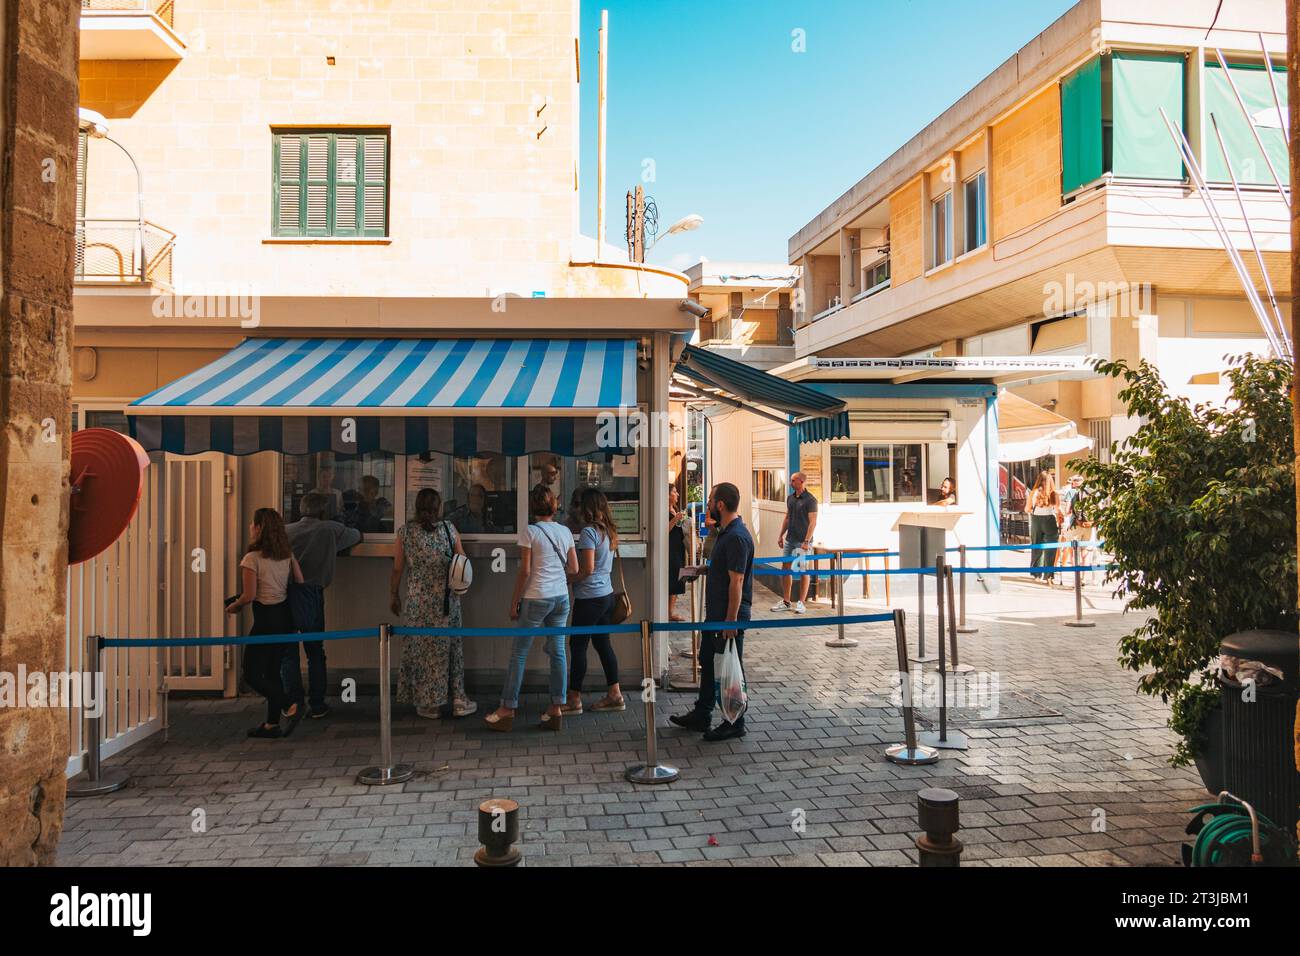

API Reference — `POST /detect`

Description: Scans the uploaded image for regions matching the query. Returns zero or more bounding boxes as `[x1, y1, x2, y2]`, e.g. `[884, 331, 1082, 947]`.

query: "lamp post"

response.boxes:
[647, 213, 703, 251]
[78, 108, 146, 282]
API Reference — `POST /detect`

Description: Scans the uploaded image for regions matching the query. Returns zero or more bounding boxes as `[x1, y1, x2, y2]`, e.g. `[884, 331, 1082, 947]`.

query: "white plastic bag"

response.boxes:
[714, 637, 748, 724]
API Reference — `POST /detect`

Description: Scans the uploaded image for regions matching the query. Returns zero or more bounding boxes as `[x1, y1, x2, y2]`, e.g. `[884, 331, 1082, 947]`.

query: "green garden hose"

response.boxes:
[1182, 795, 1298, 867]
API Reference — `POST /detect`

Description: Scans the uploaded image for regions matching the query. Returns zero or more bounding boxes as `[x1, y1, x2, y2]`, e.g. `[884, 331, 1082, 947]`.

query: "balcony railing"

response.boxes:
[76, 218, 175, 285]
[81, 0, 175, 28]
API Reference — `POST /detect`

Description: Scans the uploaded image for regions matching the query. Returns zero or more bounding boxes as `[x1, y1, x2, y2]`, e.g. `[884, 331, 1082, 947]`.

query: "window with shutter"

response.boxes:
[271, 128, 389, 237]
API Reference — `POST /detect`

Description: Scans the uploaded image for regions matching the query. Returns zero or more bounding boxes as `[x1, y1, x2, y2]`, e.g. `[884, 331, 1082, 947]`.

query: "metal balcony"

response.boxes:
[80, 1, 186, 59]
[75, 218, 175, 285]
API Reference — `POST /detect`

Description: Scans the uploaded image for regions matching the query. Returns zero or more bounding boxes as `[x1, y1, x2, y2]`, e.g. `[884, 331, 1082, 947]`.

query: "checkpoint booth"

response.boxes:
[707, 354, 1097, 599]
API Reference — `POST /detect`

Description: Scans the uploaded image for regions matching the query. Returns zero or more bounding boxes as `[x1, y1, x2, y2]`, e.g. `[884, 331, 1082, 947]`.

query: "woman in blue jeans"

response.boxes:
[563, 488, 624, 715]
[486, 484, 577, 732]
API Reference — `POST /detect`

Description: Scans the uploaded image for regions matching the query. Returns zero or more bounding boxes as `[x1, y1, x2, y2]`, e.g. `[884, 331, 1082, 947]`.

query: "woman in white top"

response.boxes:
[1023, 472, 1060, 583]
[225, 508, 304, 739]
[485, 485, 577, 733]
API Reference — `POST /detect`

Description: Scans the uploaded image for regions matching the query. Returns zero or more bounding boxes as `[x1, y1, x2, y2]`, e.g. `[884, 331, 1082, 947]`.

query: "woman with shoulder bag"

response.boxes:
[486, 485, 577, 732]
[562, 488, 626, 715]
[225, 508, 305, 739]
[391, 488, 477, 719]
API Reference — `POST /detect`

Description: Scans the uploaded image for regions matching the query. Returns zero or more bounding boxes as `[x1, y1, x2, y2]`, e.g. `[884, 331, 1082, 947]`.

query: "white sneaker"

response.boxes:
[770, 600, 792, 612]
[793, 601, 806, 614]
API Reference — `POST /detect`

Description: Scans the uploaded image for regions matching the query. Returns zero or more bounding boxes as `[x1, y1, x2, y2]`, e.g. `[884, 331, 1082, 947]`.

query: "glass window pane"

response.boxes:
[892, 444, 924, 503]
[401, 452, 517, 535]
[84, 410, 129, 433]
[964, 173, 986, 251]
[861, 444, 890, 501]
[830, 444, 860, 503]
[529, 451, 640, 535]
[283, 451, 396, 534]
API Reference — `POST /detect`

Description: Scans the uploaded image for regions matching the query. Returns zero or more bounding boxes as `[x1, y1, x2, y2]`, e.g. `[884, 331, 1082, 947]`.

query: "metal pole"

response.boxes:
[626, 620, 680, 784]
[826, 550, 858, 648]
[920, 564, 969, 751]
[956, 544, 977, 633]
[886, 608, 937, 765]
[68, 634, 129, 797]
[945, 565, 973, 675]
[1063, 539, 1095, 629]
[358, 624, 415, 785]
[910, 551, 937, 663]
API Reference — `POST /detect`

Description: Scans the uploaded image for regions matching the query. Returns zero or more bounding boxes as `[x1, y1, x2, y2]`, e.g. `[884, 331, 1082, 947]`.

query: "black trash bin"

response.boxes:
[1217, 630, 1300, 834]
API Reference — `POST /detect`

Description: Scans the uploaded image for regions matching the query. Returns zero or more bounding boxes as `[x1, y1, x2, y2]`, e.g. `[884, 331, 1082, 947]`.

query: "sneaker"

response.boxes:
[702, 720, 747, 742]
[308, 704, 331, 720]
[668, 710, 711, 732]
[793, 601, 806, 614]
[770, 600, 792, 612]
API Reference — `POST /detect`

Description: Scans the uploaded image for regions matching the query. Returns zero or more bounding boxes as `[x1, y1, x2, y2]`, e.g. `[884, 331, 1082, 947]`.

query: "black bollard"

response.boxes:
[915, 787, 962, 866]
[475, 797, 523, 867]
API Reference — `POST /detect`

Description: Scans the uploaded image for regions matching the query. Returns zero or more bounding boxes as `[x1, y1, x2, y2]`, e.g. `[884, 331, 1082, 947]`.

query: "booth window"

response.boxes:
[272, 129, 389, 237]
[283, 451, 397, 534]
[752, 467, 786, 504]
[406, 452, 517, 536]
[930, 192, 953, 267]
[963, 171, 987, 252]
[529, 450, 641, 537]
[829, 444, 860, 503]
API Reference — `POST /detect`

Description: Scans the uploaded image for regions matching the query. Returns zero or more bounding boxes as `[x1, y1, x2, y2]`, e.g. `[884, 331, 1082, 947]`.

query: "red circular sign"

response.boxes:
[68, 428, 150, 565]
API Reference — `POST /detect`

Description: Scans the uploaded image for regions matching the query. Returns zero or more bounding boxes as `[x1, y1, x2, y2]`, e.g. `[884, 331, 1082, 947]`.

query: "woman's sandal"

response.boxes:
[247, 724, 282, 739]
[452, 699, 478, 718]
[560, 698, 583, 715]
[590, 695, 626, 713]
[416, 707, 442, 720]
[538, 711, 563, 732]
[484, 711, 513, 732]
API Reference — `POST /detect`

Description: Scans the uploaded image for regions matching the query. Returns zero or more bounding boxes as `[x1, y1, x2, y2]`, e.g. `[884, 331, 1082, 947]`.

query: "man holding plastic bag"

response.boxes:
[670, 482, 753, 742]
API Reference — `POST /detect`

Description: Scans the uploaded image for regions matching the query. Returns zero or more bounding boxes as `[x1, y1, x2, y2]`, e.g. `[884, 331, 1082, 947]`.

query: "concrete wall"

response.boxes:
[989, 84, 1061, 243]
[76, 0, 679, 299]
[888, 178, 922, 285]
[0, 0, 79, 867]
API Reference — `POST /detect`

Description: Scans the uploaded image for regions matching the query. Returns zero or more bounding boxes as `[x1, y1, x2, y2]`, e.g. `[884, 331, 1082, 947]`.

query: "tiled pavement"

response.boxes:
[58, 574, 1208, 867]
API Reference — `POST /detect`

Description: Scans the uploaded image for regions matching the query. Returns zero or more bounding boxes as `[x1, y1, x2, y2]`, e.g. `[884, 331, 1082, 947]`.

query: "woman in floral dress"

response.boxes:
[390, 488, 477, 719]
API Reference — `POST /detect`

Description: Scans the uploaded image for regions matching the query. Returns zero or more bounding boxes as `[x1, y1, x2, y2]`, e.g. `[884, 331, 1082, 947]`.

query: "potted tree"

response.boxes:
[1074, 355, 1295, 787]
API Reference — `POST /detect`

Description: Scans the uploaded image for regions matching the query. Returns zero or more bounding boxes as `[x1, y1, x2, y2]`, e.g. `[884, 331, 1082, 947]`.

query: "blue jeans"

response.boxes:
[501, 594, 570, 709]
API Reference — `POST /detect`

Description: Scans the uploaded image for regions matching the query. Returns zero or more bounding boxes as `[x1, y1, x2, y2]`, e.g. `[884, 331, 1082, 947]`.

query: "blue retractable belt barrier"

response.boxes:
[102, 627, 380, 648]
[650, 612, 893, 633]
[394, 622, 643, 638]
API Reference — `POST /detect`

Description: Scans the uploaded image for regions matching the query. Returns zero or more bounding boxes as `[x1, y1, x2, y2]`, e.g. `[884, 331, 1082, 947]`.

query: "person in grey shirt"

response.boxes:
[283, 492, 362, 718]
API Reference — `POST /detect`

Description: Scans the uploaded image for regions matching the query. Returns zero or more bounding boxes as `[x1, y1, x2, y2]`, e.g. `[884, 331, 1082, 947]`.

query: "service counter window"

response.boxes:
[529, 450, 641, 537]
[283, 451, 397, 533]
[829, 444, 859, 503]
[406, 452, 517, 536]
[823, 442, 931, 505]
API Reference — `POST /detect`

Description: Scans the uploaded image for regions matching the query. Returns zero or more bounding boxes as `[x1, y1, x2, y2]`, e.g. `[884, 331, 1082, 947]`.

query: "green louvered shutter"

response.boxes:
[273, 133, 302, 236]
[1061, 56, 1104, 194]
[334, 134, 360, 236]
[360, 134, 388, 236]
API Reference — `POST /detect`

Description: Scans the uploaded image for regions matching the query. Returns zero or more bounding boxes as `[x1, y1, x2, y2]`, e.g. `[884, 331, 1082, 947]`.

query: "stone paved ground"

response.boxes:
[59, 571, 1207, 867]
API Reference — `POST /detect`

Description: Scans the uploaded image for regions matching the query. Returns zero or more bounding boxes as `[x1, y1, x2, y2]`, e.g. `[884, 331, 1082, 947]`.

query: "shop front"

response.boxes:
[124, 334, 672, 689]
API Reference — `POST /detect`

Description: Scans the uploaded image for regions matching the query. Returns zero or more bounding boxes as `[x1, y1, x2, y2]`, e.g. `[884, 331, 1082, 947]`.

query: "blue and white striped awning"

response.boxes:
[127, 338, 640, 457]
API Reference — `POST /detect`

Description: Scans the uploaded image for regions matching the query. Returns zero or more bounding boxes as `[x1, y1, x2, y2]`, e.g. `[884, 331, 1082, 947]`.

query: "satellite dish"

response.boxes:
[68, 428, 150, 565]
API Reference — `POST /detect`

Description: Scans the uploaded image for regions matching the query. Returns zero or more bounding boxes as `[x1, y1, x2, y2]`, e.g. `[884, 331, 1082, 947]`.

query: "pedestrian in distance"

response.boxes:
[771, 471, 817, 614]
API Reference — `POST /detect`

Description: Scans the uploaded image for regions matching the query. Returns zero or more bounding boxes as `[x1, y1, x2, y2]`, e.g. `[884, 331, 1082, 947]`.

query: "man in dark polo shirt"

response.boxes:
[670, 481, 753, 742]
[772, 471, 818, 614]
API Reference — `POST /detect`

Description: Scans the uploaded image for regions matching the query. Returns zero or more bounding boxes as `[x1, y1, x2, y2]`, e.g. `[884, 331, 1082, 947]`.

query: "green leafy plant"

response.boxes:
[1073, 355, 1296, 767]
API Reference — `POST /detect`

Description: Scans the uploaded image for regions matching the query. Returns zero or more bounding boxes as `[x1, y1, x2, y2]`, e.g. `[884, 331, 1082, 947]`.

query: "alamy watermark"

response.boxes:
[0, 667, 104, 718]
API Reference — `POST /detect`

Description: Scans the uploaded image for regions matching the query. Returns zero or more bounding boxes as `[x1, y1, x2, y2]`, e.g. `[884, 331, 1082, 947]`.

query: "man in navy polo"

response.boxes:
[669, 481, 753, 742]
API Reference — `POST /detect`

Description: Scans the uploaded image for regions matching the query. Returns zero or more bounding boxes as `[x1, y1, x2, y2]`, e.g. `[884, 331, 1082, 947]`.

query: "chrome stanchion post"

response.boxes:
[956, 544, 977, 634]
[920, 565, 968, 751]
[886, 609, 938, 766]
[626, 620, 679, 785]
[358, 624, 415, 786]
[826, 549, 858, 648]
[943, 564, 974, 676]
[1063, 539, 1095, 629]
[68, 634, 129, 797]
[910, 555, 937, 663]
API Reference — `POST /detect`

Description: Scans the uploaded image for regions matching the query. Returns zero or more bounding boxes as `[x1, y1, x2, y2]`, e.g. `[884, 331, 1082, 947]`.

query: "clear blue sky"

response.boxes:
[577, 0, 1077, 271]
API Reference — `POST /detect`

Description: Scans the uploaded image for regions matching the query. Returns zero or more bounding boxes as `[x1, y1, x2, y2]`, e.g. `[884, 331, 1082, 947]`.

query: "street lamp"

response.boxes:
[77, 108, 147, 282]
[647, 213, 703, 250]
